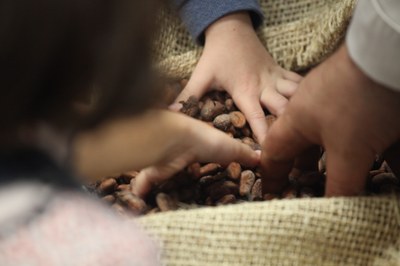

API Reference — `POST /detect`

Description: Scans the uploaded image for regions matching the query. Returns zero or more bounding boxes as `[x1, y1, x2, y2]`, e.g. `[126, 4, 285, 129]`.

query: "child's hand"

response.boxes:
[174, 12, 302, 144]
[74, 110, 259, 195]
[132, 111, 260, 197]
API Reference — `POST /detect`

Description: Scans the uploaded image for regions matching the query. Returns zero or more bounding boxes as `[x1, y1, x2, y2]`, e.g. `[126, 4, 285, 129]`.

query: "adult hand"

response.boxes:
[261, 44, 400, 196]
[174, 12, 302, 144]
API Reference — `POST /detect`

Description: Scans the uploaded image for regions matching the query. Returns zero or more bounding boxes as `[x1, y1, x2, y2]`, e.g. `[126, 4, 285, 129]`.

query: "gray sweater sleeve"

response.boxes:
[171, 0, 264, 44]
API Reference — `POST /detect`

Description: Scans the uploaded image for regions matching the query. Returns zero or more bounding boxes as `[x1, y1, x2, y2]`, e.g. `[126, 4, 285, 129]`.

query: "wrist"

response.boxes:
[205, 12, 256, 44]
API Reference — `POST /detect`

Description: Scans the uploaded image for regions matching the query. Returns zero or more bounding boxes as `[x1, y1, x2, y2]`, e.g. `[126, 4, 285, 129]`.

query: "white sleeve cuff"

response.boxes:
[346, 0, 400, 91]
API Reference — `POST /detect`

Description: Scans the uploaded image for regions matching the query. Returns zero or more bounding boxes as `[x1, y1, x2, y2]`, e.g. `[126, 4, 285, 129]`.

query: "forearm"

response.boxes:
[346, 0, 400, 91]
[170, 0, 263, 44]
[73, 110, 185, 180]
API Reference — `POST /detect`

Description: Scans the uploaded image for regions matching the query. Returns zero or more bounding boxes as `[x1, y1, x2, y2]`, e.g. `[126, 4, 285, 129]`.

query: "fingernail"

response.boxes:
[169, 103, 182, 111]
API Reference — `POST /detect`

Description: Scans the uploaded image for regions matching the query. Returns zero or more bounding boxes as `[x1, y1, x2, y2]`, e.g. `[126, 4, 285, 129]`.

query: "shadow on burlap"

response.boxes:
[142, 1, 400, 265]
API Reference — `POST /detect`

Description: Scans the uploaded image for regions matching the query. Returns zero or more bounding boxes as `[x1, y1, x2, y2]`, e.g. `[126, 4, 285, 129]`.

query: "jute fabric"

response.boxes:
[152, 0, 357, 79]
[139, 195, 400, 265]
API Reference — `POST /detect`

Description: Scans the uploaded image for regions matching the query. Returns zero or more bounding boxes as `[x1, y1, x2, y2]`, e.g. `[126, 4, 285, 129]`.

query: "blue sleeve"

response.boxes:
[171, 0, 264, 44]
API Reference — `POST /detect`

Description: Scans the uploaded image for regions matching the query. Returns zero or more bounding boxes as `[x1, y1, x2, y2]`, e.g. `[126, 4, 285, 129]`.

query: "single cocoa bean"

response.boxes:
[199, 173, 226, 187]
[226, 162, 241, 180]
[116, 191, 147, 214]
[229, 111, 246, 128]
[250, 179, 262, 201]
[156, 193, 178, 212]
[213, 114, 232, 131]
[199, 163, 221, 176]
[98, 178, 117, 195]
[216, 194, 236, 205]
[239, 170, 256, 196]
[180, 96, 200, 117]
[200, 99, 225, 121]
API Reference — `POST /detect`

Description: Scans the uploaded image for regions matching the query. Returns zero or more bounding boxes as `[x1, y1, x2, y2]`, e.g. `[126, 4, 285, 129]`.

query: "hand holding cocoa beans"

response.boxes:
[260, 44, 400, 196]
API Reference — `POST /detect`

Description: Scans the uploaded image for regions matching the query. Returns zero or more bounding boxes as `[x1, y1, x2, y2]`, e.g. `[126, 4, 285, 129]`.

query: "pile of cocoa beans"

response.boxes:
[86, 80, 399, 217]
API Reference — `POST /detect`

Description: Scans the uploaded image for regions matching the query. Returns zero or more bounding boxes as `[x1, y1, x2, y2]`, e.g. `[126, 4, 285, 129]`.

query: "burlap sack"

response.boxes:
[152, 0, 356, 79]
[139, 195, 400, 265]
[140, 1, 400, 265]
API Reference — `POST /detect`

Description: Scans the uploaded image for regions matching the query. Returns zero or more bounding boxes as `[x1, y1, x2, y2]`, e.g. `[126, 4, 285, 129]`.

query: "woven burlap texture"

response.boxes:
[139, 196, 400, 266]
[153, 0, 356, 79]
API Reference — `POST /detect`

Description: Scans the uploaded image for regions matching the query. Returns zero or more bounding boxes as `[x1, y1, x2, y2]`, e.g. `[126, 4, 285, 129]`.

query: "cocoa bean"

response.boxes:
[250, 179, 262, 201]
[199, 163, 221, 176]
[98, 178, 117, 195]
[216, 194, 236, 205]
[213, 114, 232, 131]
[199, 173, 226, 187]
[156, 193, 178, 212]
[239, 170, 256, 196]
[180, 96, 199, 117]
[200, 99, 225, 121]
[116, 191, 147, 214]
[226, 162, 241, 180]
[229, 111, 246, 128]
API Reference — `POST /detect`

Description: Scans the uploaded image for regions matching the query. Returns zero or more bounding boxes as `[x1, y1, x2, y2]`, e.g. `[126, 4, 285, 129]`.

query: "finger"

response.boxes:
[174, 69, 212, 103]
[260, 91, 288, 116]
[283, 70, 303, 82]
[201, 134, 260, 167]
[261, 114, 313, 193]
[276, 79, 300, 98]
[325, 149, 375, 197]
[233, 95, 268, 144]
[133, 164, 179, 198]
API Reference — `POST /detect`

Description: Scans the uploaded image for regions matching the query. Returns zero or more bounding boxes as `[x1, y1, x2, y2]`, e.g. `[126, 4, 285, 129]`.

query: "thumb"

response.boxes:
[174, 68, 212, 103]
